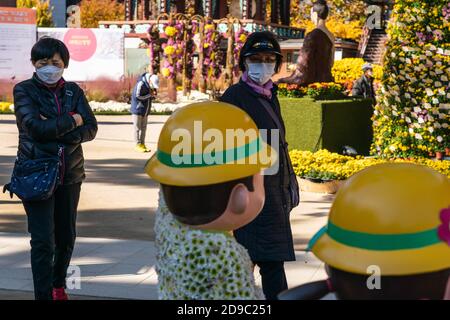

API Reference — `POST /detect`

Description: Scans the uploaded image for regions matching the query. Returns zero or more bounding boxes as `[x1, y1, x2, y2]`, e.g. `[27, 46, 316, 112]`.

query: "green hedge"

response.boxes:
[280, 97, 374, 155]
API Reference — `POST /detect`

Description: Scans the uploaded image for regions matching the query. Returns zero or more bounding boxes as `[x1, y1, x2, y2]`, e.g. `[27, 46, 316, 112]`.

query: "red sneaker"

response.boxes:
[52, 288, 68, 300]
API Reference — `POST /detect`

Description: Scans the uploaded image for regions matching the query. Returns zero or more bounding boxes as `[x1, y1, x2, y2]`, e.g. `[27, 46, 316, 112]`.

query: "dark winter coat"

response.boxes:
[220, 80, 296, 262]
[131, 73, 155, 116]
[352, 75, 376, 104]
[13, 74, 97, 185]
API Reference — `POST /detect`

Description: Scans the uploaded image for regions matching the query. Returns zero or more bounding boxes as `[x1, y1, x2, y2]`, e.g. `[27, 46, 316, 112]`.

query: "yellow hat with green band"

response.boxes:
[308, 163, 450, 276]
[145, 101, 277, 186]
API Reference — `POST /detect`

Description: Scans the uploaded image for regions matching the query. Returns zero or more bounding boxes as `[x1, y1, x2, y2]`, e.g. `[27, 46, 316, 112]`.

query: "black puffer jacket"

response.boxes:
[13, 74, 98, 185]
[220, 80, 296, 262]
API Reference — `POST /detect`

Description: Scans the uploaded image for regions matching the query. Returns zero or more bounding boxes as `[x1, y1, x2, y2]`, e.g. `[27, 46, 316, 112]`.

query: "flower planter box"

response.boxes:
[297, 177, 346, 194]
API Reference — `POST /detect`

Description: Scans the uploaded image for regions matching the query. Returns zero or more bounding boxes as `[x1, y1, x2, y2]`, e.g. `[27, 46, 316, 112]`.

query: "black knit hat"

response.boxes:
[239, 31, 282, 72]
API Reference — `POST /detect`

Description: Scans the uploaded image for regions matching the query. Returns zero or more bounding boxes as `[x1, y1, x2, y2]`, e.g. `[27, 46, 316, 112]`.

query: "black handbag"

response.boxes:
[3, 147, 63, 202]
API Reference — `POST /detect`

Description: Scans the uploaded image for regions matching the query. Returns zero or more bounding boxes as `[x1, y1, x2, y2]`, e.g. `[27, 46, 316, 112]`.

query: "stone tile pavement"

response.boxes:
[0, 232, 332, 300]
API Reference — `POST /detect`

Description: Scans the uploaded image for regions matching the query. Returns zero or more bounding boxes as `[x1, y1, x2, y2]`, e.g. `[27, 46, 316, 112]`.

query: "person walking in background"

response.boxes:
[5, 37, 97, 300]
[131, 69, 159, 153]
[352, 63, 376, 105]
[220, 31, 300, 300]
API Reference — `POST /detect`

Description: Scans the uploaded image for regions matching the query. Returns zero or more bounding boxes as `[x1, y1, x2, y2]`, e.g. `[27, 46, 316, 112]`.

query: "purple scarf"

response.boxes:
[242, 71, 273, 99]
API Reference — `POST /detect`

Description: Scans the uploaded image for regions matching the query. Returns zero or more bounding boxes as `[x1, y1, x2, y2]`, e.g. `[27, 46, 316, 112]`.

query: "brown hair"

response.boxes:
[161, 176, 254, 226]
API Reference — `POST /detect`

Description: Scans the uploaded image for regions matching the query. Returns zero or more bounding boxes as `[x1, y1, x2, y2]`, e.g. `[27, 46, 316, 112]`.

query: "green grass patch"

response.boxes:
[0, 110, 172, 116]
[93, 110, 172, 116]
[280, 97, 374, 155]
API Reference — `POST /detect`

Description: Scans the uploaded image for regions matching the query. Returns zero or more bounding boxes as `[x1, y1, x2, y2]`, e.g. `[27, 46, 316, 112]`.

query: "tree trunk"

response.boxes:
[197, 22, 207, 93]
[167, 78, 177, 102]
[182, 23, 190, 96]
[225, 18, 235, 88]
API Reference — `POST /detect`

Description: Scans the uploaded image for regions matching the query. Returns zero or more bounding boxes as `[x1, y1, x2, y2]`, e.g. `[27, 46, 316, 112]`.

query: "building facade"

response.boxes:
[124, 0, 291, 25]
[0, 0, 17, 7]
[101, 0, 303, 40]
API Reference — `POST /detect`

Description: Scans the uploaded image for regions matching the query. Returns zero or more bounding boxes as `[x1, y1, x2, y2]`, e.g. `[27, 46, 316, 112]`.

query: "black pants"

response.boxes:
[23, 183, 81, 300]
[254, 261, 288, 300]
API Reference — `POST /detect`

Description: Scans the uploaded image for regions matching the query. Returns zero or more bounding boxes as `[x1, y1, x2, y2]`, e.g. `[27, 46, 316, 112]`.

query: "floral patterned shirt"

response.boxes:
[155, 191, 264, 300]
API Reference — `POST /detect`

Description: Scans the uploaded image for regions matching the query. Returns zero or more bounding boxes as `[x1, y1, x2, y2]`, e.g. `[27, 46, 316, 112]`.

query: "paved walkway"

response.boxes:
[0, 232, 332, 300]
[0, 114, 332, 250]
[0, 114, 334, 299]
[0, 115, 166, 241]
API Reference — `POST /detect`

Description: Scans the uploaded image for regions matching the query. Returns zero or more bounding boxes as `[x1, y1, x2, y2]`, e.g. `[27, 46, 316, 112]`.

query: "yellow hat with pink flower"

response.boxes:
[308, 163, 450, 276]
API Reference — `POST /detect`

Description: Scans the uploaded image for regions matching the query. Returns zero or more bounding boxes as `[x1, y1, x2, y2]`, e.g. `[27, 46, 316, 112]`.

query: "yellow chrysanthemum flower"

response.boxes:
[161, 68, 171, 77]
[164, 26, 177, 37]
[164, 45, 176, 56]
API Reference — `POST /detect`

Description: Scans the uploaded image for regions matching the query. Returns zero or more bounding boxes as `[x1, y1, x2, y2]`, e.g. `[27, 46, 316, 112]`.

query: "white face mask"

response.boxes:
[36, 65, 64, 85]
[247, 63, 276, 85]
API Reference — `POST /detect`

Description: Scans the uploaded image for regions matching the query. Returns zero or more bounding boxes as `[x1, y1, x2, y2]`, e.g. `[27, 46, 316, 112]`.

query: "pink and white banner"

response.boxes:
[0, 7, 37, 80]
[38, 27, 125, 82]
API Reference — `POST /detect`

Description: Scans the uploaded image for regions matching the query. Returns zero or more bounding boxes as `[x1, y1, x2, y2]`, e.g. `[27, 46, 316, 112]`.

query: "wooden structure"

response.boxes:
[102, 0, 304, 40]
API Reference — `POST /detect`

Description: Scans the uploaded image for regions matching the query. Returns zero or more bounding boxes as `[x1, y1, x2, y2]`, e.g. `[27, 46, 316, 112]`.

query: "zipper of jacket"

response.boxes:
[53, 91, 65, 184]
[58, 145, 64, 185]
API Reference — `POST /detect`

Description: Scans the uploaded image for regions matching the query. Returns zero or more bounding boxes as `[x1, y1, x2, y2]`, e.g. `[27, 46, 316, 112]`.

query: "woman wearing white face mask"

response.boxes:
[220, 31, 300, 300]
[6, 37, 97, 300]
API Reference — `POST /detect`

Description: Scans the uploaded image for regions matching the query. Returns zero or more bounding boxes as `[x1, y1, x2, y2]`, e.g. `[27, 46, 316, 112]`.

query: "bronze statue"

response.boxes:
[278, 0, 335, 85]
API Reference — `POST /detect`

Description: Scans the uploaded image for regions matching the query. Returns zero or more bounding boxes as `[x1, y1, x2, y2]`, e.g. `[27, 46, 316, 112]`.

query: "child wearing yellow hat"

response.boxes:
[145, 101, 277, 299]
[279, 163, 450, 300]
